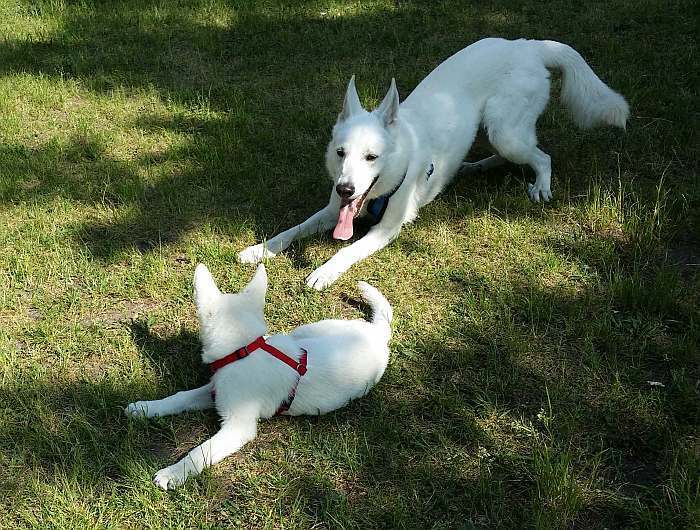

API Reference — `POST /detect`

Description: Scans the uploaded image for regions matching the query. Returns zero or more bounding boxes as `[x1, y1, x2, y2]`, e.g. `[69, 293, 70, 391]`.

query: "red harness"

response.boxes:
[208, 336, 308, 416]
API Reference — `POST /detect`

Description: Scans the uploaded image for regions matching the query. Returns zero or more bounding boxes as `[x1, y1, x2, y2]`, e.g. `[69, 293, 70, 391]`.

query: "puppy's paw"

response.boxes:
[154, 465, 187, 490]
[125, 401, 151, 418]
[527, 183, 553, 203]
[306, 263, 342, 290]
[238, 244, 275, 264]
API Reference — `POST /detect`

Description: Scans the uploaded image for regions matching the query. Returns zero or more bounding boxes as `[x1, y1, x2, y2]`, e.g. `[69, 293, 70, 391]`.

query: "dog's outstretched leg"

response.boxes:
[306, 224, 400, 290]
[125, 383, 214, 418]
[305, 174, 416, 289]
[239, 193, 340, 264]
[153, 417, 257, 489]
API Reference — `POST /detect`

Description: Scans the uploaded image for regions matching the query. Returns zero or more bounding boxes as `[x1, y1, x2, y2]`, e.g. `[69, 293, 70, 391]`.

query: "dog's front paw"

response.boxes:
[238, 244, 275, 264]
[125, 401, 151, 418]
[527, 183, 553, 203]
[306, 263, 343, 290]
[154, 465, 188, 490]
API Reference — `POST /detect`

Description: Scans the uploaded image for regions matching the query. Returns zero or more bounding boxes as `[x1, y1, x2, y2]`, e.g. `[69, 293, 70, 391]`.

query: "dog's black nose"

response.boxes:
[336, 183, 355, 199]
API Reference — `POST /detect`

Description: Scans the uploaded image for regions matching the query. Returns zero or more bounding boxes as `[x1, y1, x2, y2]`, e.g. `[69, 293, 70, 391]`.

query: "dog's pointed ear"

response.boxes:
[338, 75, 363, 122]
[376, 78, 400, 127]
[194, 263, 221, 312]
[242, 264, 267, 309]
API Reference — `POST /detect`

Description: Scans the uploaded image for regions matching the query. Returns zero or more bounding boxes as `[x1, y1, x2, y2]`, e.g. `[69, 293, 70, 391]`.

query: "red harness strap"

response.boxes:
[208, 336, 307, 416]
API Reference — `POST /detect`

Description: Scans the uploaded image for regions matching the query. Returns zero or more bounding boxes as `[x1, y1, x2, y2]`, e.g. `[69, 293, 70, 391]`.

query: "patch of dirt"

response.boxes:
[164, 42, 220, 89]
[331, 475, 369, 504]
[27, 307, 44, 321]
[145, 433, 179, 462]
[171, 422, 217, 460]
[19, 178, 40, 191]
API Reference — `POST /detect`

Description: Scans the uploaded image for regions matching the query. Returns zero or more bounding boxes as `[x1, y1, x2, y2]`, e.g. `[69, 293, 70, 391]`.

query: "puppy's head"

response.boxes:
[193, 263, 268, 362]
[325, 76, 401, 240]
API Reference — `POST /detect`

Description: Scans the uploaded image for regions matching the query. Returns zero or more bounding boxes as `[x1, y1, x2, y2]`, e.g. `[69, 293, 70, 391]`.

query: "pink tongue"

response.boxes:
[333, 202, 357, 240]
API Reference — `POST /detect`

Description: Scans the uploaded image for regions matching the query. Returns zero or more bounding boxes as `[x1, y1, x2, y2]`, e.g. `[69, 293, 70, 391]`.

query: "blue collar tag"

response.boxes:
[367, 195, 389, 224]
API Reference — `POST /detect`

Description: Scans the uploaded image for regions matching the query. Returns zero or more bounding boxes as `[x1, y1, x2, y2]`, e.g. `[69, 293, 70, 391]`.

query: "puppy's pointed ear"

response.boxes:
[376, 78, 400, 127]
[242, 264, 267, 309]
[338, 75, 363, 122]
[194, 264, 221, 313]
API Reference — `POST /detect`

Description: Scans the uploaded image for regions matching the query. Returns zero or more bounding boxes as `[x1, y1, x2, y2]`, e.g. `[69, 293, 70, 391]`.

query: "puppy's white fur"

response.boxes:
[126, 264, 392, 490]
[239, 37, 629, 289]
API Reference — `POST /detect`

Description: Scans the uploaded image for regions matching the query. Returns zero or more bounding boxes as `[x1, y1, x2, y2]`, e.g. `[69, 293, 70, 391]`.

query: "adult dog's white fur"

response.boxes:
[239, 37, 629, 289]
[125, 264, 392, 490]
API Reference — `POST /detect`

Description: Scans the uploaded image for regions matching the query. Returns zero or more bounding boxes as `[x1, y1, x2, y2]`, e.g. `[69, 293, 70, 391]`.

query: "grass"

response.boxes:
[0, 0, 698, 528]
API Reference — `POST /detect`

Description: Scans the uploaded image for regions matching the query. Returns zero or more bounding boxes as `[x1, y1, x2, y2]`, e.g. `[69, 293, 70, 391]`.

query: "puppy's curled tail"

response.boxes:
[535, 40, 629, 129]
[357, 282, 392, 341]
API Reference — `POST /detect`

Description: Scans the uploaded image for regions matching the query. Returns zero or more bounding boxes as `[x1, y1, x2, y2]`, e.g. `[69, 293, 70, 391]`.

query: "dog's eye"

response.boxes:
[365, 154, 378, 161]
[336, 148, 345, 158]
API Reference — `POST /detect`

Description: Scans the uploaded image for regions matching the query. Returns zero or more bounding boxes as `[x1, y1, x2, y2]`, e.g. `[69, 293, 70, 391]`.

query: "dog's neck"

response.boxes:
[370, 123, 412, 199]
[199, 312, 269, 365]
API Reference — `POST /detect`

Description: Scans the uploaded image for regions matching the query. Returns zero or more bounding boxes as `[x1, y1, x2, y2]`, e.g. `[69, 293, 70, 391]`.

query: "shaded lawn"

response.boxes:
[0, 0, 698, 528]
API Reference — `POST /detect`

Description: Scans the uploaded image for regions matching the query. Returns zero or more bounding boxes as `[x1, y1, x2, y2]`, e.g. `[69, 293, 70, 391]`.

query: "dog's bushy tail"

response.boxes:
[357, 282, 392, 341]
[536, 40, 629, 129]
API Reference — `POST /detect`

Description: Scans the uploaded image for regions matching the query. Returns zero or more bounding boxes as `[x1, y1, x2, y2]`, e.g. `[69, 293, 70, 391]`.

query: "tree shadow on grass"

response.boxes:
[0, 378, 161, 489]
[128, 320, 208, 390]
[0, 320, 214, 498]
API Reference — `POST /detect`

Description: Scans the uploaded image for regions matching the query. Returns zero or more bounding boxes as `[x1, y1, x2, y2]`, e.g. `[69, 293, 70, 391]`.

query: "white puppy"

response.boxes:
[125, 264, 392, 490]
[239, 37, 629, 289]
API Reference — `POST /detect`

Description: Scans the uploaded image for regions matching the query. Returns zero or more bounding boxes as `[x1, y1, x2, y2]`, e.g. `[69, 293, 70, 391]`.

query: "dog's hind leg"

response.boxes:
[461, 155, 506, 174]
[483, 86, 553, 202]
[125, 383, 214, 418]
[492, 138, 552, 203]
[524, 149, 552, 203]
[153, 416, 257, 489]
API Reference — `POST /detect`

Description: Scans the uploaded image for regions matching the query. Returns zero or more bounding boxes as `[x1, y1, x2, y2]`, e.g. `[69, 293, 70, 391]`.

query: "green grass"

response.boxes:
[0, 0, 698, 528]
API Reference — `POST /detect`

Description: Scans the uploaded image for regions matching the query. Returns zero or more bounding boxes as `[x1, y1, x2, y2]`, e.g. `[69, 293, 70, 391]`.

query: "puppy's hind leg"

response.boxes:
[125, 383, 214, 418]
[153, 416, 257, 489]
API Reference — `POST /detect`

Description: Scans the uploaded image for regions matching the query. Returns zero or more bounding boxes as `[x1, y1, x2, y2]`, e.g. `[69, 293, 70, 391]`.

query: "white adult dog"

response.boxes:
[239, 37, 629, 289]
[125, 264, 392, 490]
